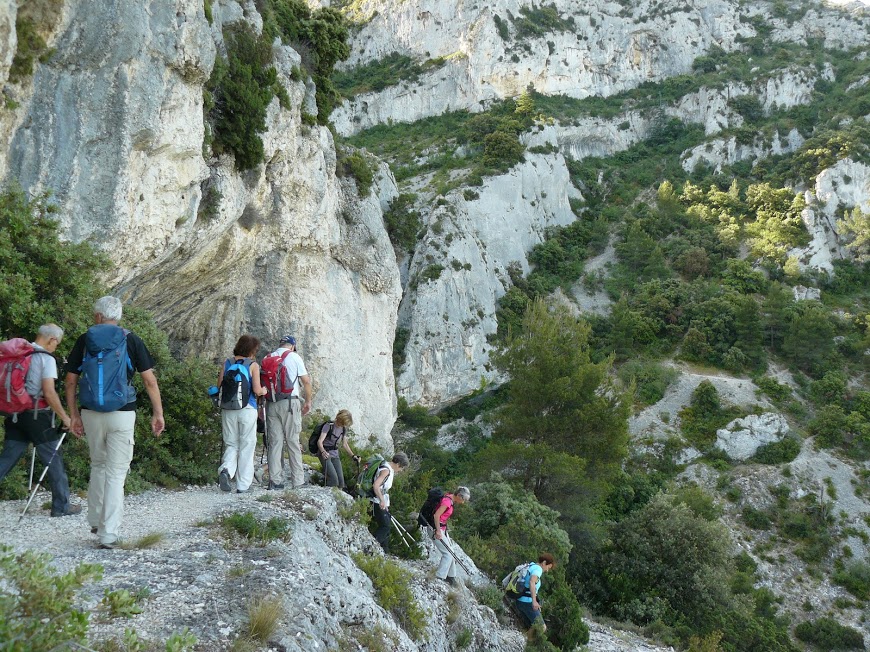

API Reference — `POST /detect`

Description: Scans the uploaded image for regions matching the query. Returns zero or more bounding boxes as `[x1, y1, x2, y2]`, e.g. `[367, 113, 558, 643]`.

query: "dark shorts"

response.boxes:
[514, 599, 541, 627]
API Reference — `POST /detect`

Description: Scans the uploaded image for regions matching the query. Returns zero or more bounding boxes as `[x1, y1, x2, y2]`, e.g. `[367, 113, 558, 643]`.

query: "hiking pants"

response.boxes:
[0, 413, 71, 515]
[220, 408, 257, 491]
[82, 410, 136, 546]
[372, 501, 391, 554]
[434, 530, 457, 580]
[265, 397, 304, 487]
[323, 455, 345, 488]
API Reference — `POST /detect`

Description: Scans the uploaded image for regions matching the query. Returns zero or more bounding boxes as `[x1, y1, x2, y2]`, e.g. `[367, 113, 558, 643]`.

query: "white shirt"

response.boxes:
[370, 464, 395, 508]
[273, 348, 308, 396]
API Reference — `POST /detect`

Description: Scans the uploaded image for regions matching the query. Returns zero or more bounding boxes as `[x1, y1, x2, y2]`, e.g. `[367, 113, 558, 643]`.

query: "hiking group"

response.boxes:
[0, 295, 555, 630]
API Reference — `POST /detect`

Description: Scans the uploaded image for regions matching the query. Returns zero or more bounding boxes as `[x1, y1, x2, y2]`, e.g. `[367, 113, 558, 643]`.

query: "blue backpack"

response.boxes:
[78, 325, 135, 412]
[219, 358, 253, 410]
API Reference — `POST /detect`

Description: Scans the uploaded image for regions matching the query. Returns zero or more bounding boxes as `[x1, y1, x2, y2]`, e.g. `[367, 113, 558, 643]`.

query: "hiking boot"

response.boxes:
[267, 482, 284, 490]
[99, 540, 119, 550]
[236, 488, 249, 494]
[219, 469, 232, 492]
[90, 526, 98, 534]
[440, 576, 459, 587]
[50, 504, 82, 517]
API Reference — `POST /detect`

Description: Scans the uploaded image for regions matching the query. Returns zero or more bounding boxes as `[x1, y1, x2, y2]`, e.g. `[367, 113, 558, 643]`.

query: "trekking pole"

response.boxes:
[389, 514, 414, 549]
[19, 430, 67, 523]
[439, 534, 473, 575]
[28, 446, 36, 491]
[423, 514, 473, 575]
[259, 398, 268, 466]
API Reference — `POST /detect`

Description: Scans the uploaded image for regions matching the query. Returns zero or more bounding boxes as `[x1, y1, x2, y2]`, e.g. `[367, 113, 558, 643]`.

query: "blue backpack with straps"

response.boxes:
[78, 325, 135, 412]
[219, 358, 253, 410]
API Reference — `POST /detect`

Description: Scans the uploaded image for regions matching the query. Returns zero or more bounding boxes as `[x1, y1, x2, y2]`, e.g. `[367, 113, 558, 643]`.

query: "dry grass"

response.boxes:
[247, 595, 284, 642]
[119, 532, 164, 550]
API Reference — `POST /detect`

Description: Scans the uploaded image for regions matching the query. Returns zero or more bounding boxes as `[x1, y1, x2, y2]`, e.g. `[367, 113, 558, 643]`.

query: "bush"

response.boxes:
[751, 436, 800, 464]
[221, 511, 291, 544]
[833, 560, 870, 600]
[206, 24, 282, 170]
[337, 149, 375, 197]
[618, 359, 679, 407]
[0, 545, 102, 650]
[264, 0, 350, 123]
[794, 617, 865, 650]
[0, 188, 106, 341]
[352, 553, 428, 640]
[383, 193, 422, 252]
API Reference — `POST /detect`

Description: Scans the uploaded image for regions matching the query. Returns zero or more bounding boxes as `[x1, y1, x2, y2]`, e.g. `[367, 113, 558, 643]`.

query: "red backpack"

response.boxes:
[0, 338, 36, 416]
[260, 350, 296, 402]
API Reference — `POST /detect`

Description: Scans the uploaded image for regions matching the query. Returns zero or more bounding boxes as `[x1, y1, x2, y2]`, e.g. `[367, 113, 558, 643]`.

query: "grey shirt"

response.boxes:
[26, 343, 57, 403]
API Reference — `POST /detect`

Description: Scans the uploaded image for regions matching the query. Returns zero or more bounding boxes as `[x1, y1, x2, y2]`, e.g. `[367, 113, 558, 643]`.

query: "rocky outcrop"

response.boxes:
[332, 0, 753, 136]
[396, 128, 581, 406]
[3, 0, 401, 442]
[0, 0, 16, 87]
[715, 413, 790, 460]
[792, 158, 870, 272]
[681, 129, 805, 173]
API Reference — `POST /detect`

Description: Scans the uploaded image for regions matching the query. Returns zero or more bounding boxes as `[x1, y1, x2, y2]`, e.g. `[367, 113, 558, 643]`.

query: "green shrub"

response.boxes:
[741, 506, 772, 530]
[618, 359, 679, 407]
[794, 617, 865, 650]
[263, 0, 350, 123]
[333, 52, 445, 97]
[352, 553, 428, 640]
[0, 545, 102, 650]
[0, 188, 107, 341]
[383, 193, 422, 252]
[337, 149, 374, 197]
[206, 24, 283, 170]
[833, 560, 870, 600]
[751, 435, 800, 464]
[100, 588, 145, 618]
[397, 397, 441, 429]
[221, 511, 291, 544]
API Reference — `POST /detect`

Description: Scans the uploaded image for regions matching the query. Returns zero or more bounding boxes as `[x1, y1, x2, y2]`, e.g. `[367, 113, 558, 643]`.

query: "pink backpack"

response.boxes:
[0, 338, 36, 415]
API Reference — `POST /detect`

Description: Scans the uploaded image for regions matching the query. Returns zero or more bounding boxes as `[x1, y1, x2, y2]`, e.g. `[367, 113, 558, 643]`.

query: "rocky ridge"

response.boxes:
[0, 480, 675, 652]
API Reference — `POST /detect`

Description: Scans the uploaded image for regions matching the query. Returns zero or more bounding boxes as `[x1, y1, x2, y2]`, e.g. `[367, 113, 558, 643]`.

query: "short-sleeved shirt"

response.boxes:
[320, 422, 345, 458]
[26, 343, 57, 409]
[437, 494, 455, 528]
[65, 330, 155, 411]
[272, 348, 308, 396]
[517, 563, 543, 603]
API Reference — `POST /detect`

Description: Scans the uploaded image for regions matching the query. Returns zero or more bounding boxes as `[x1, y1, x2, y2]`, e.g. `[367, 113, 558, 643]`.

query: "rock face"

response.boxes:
[332, 0, 752, 136]
[0, 0, 16, 87]
[715, 413, 790, 460]
[3, 0, 401, 442]
[396, 128, 581, 405]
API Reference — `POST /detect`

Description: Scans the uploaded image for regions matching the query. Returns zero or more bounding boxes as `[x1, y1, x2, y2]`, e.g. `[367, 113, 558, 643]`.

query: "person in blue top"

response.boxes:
[217, 335, 266, 493]
[514, 553, 556, 630]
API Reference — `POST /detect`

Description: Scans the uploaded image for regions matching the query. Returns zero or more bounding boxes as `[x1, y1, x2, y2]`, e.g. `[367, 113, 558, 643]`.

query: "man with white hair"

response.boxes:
[65, 296, 164, 549]
[0, 324, 78, 517]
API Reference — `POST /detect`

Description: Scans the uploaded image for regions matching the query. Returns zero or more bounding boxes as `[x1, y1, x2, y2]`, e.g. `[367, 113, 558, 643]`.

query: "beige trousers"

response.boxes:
[82, 409, 136, 545]
[265, 398, 304, 487]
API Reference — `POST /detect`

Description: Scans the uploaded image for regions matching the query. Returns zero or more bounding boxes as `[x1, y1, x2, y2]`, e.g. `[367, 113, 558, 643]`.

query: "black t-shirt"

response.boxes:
[65, 329, 156, 411]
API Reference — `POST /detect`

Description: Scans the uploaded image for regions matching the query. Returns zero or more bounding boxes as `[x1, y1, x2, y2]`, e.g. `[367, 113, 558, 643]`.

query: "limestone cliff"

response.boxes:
[1, 0, 402, 443]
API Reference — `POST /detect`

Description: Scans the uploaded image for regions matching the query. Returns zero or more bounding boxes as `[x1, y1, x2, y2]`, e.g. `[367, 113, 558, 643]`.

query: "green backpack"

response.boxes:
[356, 454, 386, 497]
[502, 562, 533, 599]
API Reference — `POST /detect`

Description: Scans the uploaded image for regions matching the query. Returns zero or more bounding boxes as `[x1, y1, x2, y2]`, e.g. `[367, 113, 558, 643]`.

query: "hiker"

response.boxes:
[217, 335, 267, 494]
[512, 553, 556, 631]
[430, 486, 470, 586]
[0, 324, 79, 517]
[369, 452, 410, 554]
[65, 296, 165, 549]
[263, 335, 312, 489]
[315, 409, 360, 488]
